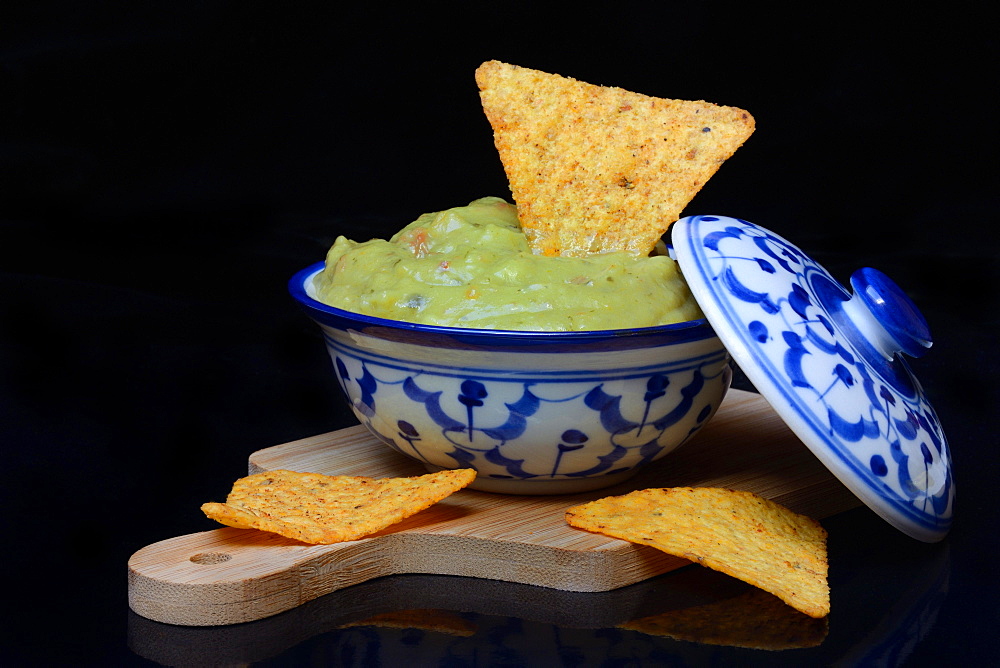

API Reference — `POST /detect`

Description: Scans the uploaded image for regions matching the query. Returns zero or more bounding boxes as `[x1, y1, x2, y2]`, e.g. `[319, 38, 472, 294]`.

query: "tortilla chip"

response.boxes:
[475, 60, 754, 257]
[201, 468, 476, 544]
[565, 487, 829, 618]
[340, 609, 477, 637]
[620, 587, 828, 650]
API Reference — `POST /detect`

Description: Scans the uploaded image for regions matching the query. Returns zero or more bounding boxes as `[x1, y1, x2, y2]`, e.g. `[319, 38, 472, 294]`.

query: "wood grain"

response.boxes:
[127, 389, 860, 626]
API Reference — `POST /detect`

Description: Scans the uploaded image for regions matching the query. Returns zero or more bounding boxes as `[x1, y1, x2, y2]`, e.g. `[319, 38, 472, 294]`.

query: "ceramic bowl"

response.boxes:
[289, 262, 731, 494]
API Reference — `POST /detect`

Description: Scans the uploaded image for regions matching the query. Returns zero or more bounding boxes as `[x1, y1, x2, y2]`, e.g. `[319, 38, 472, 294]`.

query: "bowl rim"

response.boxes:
[288, 262, 716, 342]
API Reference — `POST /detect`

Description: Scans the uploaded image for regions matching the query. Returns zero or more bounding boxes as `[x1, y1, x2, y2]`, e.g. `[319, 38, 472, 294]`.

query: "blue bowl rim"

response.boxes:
[288, 261, 717, 343]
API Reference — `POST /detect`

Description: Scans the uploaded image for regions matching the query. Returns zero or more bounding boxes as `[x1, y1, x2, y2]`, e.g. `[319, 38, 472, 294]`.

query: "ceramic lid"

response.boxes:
[672, 215, 953, 542]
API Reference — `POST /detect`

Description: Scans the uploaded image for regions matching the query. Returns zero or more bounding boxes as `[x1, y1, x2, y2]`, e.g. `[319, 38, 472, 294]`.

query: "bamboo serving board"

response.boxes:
[128, 389, 860, 627]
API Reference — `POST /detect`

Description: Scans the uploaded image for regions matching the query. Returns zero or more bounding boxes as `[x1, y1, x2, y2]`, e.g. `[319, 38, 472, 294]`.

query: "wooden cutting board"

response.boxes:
[127, 389, 860, 627]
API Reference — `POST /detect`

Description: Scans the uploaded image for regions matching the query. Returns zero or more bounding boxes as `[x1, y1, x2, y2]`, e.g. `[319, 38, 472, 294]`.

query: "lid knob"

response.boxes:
[843, 267, 932, 360]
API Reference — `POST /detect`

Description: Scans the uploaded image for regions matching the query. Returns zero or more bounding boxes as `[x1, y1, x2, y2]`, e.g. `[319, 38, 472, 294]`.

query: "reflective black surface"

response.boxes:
[3, 4, 998, 666]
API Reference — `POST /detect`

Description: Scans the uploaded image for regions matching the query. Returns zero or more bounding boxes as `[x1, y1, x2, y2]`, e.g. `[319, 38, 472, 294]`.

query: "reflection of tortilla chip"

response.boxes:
[476, 60, 754, 257]
[621, 588, 828, 650]
[340, 609, 477, 637]
[202, 468, 475, 544]
[565, 487, 829, 618]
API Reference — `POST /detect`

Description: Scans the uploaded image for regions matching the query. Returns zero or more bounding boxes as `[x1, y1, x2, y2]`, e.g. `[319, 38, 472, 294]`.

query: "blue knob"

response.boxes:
[849, 267, 932, 359]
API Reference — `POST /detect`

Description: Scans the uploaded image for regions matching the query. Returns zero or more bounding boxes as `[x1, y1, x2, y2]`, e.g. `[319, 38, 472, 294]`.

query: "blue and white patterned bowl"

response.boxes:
[289, 262, 731, 494]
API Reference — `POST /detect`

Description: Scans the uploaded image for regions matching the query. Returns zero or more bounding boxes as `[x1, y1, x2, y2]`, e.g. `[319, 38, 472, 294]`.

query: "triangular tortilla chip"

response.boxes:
[202, 468, 475, 544]
[476, 60, 754, 256]
[565, 487, 829, 618]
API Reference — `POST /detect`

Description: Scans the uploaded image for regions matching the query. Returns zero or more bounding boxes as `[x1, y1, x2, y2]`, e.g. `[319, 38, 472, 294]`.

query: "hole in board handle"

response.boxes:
[190, 552, 233, 565]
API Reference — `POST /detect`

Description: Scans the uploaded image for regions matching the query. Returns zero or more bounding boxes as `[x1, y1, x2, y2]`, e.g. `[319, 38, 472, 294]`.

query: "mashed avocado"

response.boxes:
[313, 197, 703, 331]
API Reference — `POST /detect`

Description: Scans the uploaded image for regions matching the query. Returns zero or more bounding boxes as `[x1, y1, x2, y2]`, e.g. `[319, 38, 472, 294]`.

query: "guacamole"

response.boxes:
[312, 197, 703, 331]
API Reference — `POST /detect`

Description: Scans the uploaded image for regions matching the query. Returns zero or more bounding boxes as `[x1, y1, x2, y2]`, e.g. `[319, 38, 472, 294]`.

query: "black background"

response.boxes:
[2, 3, 998, 665]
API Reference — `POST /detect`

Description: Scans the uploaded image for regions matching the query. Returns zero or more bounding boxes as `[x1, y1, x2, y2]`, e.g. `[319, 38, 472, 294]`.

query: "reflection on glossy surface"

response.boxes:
[129, 518, 951, 666]
[833, 518, 951, 665]
[620, 588, 828, 650]
[127, 566, 746, 665]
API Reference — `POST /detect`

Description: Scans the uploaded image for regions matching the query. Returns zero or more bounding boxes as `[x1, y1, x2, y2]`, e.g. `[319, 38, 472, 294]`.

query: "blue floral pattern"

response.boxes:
[674, 215, 953, 541]
[324, 333, 731, 487]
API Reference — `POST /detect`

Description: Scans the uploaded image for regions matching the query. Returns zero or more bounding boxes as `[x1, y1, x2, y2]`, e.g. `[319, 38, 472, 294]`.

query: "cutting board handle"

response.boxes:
[128, 517, 657, 627]
[129, 528, 371, 626]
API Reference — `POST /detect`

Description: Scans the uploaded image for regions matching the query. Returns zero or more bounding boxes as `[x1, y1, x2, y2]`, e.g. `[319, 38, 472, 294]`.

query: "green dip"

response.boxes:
[313, 197, 703, 331]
